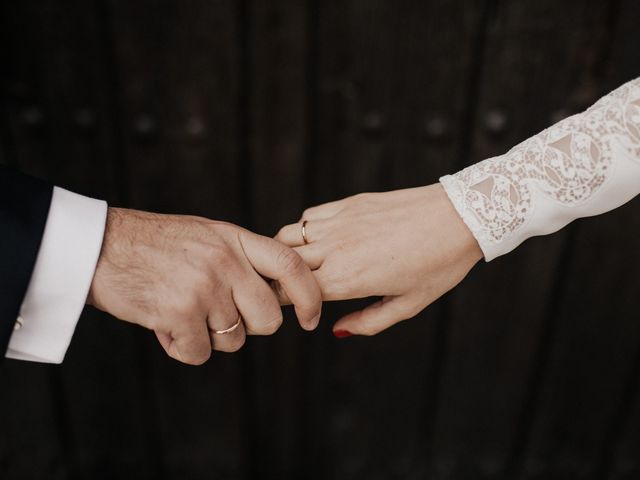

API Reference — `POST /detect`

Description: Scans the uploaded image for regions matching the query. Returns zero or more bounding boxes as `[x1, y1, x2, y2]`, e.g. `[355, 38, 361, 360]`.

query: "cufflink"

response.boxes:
[14, 316, 24, 331]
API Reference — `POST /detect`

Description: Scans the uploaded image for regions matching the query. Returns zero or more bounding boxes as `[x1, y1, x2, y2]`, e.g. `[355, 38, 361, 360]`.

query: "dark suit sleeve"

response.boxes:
[0, 165, 53, 357]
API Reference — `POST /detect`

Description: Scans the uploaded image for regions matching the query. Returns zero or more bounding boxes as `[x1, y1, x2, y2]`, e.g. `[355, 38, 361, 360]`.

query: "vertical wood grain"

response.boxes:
[1, 1, 640, 478]
[429, 1, 616, 478]
[105, 1, 246, 478]
[311, 1, 482, 478]
[239, 1, 313, 478]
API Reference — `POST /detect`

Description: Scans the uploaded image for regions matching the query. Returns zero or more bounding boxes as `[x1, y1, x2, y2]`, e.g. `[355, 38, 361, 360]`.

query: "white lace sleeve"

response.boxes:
[440, 77, 640, 261]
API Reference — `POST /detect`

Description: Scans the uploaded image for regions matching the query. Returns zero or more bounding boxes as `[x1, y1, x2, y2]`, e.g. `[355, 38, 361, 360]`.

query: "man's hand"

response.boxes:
[87, 208, 322, 365]
[275, 184, 482, 337]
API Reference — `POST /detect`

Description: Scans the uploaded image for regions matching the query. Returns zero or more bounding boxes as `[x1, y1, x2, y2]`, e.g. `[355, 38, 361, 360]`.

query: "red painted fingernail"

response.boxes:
[333, 330, 352, 339]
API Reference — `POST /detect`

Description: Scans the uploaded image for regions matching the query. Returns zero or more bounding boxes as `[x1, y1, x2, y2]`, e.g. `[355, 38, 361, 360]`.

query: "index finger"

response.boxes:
[238, 231, 322, 331]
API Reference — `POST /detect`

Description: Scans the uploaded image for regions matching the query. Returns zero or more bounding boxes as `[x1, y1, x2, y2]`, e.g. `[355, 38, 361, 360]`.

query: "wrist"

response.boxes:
[432, 183, 484, 265]
[87, 207, 124, 307]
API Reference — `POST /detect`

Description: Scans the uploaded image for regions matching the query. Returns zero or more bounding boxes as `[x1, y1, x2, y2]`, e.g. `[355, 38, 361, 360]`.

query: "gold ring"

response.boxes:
[301, 220, 310, 244]
[213, 315, 242, 335]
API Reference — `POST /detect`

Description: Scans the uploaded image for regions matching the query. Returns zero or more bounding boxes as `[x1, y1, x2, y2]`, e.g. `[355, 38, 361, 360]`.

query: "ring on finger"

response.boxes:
[212, 315, 242, 335]
[301, 220, 310, 245]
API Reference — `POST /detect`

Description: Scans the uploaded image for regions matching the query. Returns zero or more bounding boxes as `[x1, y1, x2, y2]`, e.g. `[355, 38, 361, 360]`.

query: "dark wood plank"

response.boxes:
[2, 1, 156, 478]
[107, 1, 247, 478]
[1, 2, 81, 479]
[428, 1, 615, 478]
[514, 1, 640, 478]
[309, 1, 481, 478]
[0, 363, 67, 479]
[239, 1, 315, 478]
[303, 3, 377, 476]
[37, 2, 157, 476]
[3, 1, 639, 479]
[33, 1, 157, 476]
[385, 1, 494, 475]
[520, 202, 640, 480]
[587, 1, 640, 479]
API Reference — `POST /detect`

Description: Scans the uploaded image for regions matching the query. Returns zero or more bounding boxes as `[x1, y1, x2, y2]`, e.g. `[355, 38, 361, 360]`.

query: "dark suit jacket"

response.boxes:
[0, 165, 53, 357]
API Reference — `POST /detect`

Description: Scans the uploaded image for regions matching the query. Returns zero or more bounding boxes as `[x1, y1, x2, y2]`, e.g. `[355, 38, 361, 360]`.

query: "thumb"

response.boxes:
[332, 296, 414, 337]
[238, 231, 322, 331]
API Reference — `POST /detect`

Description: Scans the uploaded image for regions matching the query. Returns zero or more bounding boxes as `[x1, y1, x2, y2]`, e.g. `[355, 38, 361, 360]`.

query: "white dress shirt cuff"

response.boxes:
[6, 187, 107, 363]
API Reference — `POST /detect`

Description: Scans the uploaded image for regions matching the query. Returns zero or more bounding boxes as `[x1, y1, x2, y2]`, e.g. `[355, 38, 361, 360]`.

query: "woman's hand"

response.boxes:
[275, 184, 483, 337]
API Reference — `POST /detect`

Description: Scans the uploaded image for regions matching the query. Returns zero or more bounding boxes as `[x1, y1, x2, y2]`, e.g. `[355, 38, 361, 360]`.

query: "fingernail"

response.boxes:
[333, 329, 352, 339]
[312, 313, 321, 327]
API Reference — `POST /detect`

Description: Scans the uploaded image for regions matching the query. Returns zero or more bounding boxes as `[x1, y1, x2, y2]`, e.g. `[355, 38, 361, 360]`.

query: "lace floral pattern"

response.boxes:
[440, 79, 640, 248]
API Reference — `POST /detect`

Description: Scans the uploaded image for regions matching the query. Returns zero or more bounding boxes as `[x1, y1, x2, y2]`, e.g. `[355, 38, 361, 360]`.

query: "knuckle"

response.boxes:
[391, 298, 422, 320]
[404, 303, 424, 319]
[183, 349, 211, 366]
[190, 355, 210, 366]
[319, 265, 352, 298]
[275, 226, 288, 239]
[208, 221, 238, 238]
[170, 297, 198, 318]
[301, 207, 315, 220]
[204, 272, 226, 294]
[359, 324, 381, 337]
[192, 269, 217, 293]
[276, 247, 305, 275]
[260, 313, 284, 335]
[349, 192, 374, 208]
[207, 244, 235, 269]
[350, 192, 367, 203]
[226, 334, 246, 353]
[198, 263, 229, 294]
[323, 282, 349, 300]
